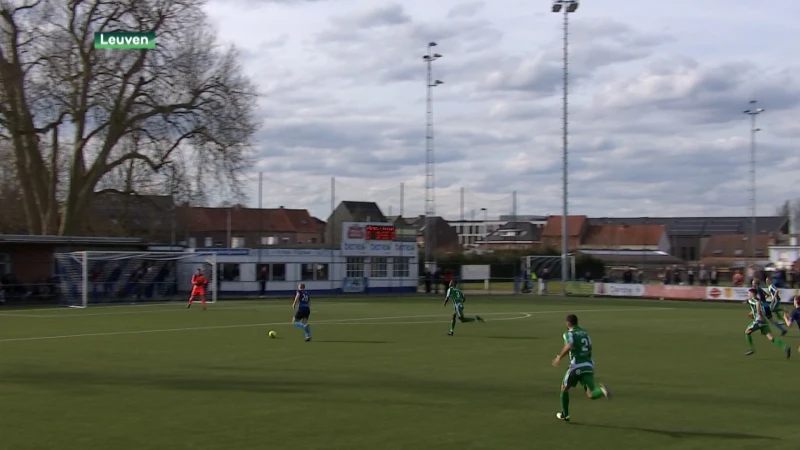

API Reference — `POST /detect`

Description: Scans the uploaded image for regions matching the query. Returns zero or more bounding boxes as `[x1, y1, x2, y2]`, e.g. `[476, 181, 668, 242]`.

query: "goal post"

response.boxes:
[54, 251, 218, 308]
[520, 254, 576, 293]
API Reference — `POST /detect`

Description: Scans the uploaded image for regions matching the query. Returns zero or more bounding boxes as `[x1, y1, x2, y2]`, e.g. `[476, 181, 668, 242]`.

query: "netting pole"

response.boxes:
[81, 251, 89, 308]
[211, 253, 218, 303]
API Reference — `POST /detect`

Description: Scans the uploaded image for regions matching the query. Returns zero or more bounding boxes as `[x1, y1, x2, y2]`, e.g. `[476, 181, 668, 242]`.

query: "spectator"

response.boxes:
[698, 265, 708, 286]
[746, 265, 755, 285]
[433, 268, 441, 294]
[687, 267, 695, 285]
[622, 267, 633, 284]
[539, 268, 550, 295]
[710, 266, 718, 285]
[732, 270, 743, 286]
[424, 269, 432, 294]
[663, 267, 672, 285]
[258, 265, 268, 297]
[637, 270, 645, 284]
[672, 266, 681, 285]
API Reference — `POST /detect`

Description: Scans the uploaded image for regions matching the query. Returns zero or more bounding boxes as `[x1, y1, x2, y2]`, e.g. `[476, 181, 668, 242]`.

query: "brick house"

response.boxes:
[183, 206, 322, 248]
[580, 224, 669, 251]
[700, 233, 775, 266]
[540, 215, 587, 250]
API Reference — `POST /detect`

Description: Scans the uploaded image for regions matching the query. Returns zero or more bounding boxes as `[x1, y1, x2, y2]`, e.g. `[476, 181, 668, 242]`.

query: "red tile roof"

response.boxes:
[581, 224, 665, 247]
[541, 215, 587, 237]
[184, 207, 317, 233]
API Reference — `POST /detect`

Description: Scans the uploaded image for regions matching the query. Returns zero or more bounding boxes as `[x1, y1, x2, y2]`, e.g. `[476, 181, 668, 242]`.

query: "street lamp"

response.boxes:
[744, 100, 764, 260]
[423, 42, 443, 271]
[480, 207, 488, 247]
[552, 0, 579, 295]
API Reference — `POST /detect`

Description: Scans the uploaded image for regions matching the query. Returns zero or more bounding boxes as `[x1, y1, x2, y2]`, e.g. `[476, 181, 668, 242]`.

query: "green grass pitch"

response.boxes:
[0, 296, 797, 450]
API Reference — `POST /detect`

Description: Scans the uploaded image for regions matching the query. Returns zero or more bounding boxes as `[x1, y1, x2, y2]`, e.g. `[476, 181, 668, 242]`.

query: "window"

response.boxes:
[310, 237, 317, 244]
[282, 237, 290, 244]
[231, 237, 245, 248]
[315, 264, 329, 280]
[371, 257, 388, 278]
[271, 263, 286, 281]
[220, 263, 240, 281]
[301, 264, 315, 281]
[346, 257, 365, 278]
[187, 237, 197, 248]
[261, 236, 276, 246]
[393, 257, 410, 277]
[0, 253, 10, 276]
[689, 247, 696, 261]
[204, 237, 213, 247]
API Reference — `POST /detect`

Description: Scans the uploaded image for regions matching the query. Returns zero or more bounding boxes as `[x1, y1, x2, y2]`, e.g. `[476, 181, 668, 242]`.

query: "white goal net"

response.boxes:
[53, 251, 218, 308]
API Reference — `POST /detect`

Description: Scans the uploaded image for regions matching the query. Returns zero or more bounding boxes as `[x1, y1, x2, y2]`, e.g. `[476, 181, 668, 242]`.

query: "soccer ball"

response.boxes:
[268, 330, 277, 339]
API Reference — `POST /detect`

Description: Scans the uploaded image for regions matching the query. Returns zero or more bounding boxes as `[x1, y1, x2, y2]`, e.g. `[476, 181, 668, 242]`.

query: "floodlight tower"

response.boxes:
[552, 0, 579, 294]
[744, 101, 764, 259]
[423, 42, 443, 271]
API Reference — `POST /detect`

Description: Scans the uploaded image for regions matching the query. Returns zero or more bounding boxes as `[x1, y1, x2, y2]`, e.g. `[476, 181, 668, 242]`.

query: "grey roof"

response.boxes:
[587, 216, 788, 236]
[578, 249, 682, 265]
[340, 201, 386, 222]
[0, 234, 144, 245]
[485, 222, 542, 242]
[499, 215, 547, 221]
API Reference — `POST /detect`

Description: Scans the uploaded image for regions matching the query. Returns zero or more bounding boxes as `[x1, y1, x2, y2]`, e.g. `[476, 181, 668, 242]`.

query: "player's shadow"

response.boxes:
[315, 340, 393, 344]
[570, 423, 780, 440]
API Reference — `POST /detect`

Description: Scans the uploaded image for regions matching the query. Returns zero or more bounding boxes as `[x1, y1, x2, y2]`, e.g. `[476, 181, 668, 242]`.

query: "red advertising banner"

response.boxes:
[642, 284, 706, 300]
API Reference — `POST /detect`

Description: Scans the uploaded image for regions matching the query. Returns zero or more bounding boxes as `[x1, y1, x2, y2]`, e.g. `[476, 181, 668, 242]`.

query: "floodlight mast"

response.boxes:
[743, 101, 764, 261]
[423, 42, 443, 271]
[552, 0, 579, 294]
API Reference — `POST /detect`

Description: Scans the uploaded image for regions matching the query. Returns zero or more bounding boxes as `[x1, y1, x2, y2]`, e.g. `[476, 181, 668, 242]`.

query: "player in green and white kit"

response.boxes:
[552, 314, 610, 422]
[443, 280, 484, 335]
[745, 288, 790, 358]
[765, 281, 788, 335]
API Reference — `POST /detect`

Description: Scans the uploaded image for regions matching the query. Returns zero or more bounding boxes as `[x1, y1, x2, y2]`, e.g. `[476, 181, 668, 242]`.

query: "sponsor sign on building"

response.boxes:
[341, 222, 417, 257]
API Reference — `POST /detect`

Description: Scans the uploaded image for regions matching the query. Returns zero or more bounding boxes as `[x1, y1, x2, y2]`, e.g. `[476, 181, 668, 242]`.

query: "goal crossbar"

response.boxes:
[54, 251, 218, 308]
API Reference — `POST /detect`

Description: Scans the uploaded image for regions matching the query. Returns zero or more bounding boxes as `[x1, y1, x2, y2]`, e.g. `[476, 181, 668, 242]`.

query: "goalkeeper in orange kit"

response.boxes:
[187, 268, 208, 309]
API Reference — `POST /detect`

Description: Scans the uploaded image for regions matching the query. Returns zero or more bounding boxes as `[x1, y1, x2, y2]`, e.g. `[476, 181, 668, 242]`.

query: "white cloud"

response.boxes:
[205, 0, 800, 220]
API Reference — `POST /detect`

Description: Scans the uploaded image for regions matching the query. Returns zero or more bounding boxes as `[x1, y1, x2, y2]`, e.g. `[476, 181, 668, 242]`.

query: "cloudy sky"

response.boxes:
[204, 0, 800, 221]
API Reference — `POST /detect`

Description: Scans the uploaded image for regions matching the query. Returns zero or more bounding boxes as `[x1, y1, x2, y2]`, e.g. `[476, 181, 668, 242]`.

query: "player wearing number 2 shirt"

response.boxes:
[552, 314, 610, 422]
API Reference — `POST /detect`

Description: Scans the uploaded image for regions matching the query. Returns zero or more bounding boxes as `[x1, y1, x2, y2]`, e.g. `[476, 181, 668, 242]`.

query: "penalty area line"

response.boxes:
[0, 307, 672, 343]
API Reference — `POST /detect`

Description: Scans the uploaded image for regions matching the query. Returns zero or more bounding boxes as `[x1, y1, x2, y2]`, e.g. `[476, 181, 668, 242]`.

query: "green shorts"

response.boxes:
[562, 364, 596, 390]
[746, 321, 771, 335]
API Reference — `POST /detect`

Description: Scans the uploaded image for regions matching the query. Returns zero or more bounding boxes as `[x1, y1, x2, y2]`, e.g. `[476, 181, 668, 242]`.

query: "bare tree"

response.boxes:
[0, 0, 258, 235]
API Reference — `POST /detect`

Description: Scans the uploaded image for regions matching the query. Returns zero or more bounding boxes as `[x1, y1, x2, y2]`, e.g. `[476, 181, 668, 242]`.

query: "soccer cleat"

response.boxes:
[476, 315, 485, 323]
[305, 336, 311, 342]
[744, 350, 755, 356]
[186, 303, 191, 309]
[781, 329, 787, 336]
[599, 384, 611, 399]
[785, 346, 791, 359]
[447, 331, 454, 336]
[556, 412, 570, 422]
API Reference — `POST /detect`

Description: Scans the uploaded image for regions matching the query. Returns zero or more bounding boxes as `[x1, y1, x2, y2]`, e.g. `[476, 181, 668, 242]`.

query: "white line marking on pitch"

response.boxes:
[0, 307, 671, 343]
[0, 302, 357, 318]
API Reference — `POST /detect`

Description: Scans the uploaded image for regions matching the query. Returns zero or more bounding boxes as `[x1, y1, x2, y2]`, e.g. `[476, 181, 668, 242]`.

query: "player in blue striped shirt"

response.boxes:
[782, 296, 800, 352]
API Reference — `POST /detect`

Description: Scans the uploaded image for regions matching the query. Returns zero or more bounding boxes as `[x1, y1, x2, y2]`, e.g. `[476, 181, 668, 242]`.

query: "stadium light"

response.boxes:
[552, 0, 580, 295]
[743, 101, 765, 261]
[423, 42, 443, 271]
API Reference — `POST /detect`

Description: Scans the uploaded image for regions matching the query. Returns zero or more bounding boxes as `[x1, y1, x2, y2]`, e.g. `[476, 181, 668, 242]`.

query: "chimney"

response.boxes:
[280, 206, 284, 209]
